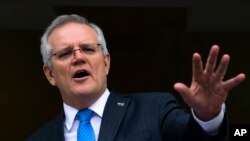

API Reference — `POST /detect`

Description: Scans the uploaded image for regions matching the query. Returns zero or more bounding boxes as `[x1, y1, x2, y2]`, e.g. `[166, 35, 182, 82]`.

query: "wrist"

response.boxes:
[193, 106, 222, 121]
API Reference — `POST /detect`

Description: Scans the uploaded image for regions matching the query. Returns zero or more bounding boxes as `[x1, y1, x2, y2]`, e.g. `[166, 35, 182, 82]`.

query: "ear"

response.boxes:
[43, 64, 57, 86]
[104, 53, 111, 75]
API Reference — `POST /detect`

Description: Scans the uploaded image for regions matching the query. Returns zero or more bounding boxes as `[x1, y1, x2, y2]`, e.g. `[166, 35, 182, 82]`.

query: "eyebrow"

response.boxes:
[52, 43, 96, 52]
[79, 43, 92, 47]
[52, 46, 73, 54]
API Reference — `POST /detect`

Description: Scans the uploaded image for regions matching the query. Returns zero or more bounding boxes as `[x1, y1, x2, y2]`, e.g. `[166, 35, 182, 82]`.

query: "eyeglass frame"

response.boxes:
[47, 43, 102, 64]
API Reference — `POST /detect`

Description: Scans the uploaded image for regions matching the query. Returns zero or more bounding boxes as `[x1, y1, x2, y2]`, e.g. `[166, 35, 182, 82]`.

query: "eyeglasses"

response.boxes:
[49, 43, 101, 62]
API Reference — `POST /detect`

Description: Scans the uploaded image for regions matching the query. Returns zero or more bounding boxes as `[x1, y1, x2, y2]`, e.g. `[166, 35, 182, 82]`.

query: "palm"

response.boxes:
[189, 75, 227, 115]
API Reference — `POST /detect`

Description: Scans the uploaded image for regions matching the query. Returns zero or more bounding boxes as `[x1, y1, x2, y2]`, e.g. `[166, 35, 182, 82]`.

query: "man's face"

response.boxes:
[43, 22, 110, 107]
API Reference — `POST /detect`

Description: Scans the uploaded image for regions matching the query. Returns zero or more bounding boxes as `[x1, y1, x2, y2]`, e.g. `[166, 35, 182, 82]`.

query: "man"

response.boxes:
[27, 14, 246, 141]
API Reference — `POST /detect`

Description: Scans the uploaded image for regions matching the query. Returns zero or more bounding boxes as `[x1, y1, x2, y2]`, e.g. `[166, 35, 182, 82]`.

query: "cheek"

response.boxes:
[92, 61, 108, 79]
[52, 65, 70, 82]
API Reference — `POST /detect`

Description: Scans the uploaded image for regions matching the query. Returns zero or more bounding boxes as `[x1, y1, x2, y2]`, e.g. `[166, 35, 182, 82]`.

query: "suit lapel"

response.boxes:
[48, 111, 65, 141]
[98, 92, 130, 141]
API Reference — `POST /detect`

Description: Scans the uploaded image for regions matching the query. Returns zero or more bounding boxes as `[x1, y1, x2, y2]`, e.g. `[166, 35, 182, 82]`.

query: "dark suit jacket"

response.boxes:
[27, 91, 228, 141]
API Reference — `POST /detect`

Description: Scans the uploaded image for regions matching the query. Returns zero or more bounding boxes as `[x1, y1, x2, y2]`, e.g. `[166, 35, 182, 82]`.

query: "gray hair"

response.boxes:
[40, 14, 109, 68]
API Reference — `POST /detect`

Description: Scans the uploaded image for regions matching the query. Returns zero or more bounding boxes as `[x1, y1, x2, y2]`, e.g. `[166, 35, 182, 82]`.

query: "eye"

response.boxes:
[56, 49, 73, 59]
[82, 45, 96, 54]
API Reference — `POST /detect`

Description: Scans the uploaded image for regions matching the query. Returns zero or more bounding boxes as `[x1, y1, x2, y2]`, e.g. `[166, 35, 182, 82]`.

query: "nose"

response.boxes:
[73, 48, 83, 58]
[72, 48, 86, 65]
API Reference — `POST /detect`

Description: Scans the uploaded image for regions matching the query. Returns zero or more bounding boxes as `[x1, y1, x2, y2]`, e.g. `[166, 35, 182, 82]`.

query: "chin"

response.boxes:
[72, 86, 97, 96]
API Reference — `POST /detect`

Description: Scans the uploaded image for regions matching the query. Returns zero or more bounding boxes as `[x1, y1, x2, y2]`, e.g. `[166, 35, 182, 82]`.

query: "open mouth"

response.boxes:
[73, 70, 90, 78]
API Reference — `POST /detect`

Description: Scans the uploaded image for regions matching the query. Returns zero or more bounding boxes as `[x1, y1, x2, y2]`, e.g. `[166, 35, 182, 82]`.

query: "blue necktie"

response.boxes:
[77, 109, 95, 141]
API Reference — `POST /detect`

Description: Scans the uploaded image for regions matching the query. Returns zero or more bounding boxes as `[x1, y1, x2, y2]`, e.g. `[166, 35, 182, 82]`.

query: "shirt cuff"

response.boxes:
[191, 103, 225, 135]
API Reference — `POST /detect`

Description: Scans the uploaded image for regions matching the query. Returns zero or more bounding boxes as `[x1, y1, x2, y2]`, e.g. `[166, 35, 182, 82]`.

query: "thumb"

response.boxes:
[174, 83, 192, 103]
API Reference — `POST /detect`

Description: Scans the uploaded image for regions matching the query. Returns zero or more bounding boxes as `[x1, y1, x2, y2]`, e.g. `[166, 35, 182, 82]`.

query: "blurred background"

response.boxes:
[0, 0, 249, 140]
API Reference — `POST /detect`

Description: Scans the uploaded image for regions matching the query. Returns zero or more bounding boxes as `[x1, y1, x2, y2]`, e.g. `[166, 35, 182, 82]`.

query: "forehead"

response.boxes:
[48, 22, 98, 47]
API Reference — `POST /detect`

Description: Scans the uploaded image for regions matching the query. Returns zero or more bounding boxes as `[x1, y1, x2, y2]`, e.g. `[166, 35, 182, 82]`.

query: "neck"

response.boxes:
[63, 88, 106, 110]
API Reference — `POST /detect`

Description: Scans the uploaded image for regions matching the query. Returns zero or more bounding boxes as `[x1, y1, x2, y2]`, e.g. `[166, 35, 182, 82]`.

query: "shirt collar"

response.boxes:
[63, 88, 110, 131]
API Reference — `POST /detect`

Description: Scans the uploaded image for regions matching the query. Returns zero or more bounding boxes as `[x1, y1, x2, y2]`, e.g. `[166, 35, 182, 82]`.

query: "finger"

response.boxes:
[204, 45, 220, 75]
[192, 53, 203, 82]
[214, 54, 230, 80]
[223, 73, 246, 90]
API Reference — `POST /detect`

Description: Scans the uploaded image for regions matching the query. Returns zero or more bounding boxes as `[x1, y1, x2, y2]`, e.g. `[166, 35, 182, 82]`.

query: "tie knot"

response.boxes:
[77, 109, 93, 122]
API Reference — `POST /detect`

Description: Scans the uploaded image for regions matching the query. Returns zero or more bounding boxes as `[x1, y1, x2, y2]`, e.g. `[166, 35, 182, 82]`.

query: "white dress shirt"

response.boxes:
[64, 89, 110, 141]
[192, 103, 225, 135]
[63, 89, 224, 141]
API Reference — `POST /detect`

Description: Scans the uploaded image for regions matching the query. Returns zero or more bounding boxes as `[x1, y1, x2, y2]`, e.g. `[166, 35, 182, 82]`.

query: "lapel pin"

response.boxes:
[117, 102, 125, 107]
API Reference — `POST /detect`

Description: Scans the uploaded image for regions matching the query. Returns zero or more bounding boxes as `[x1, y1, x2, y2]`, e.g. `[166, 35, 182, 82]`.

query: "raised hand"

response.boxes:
[174, 45, 246, 121]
